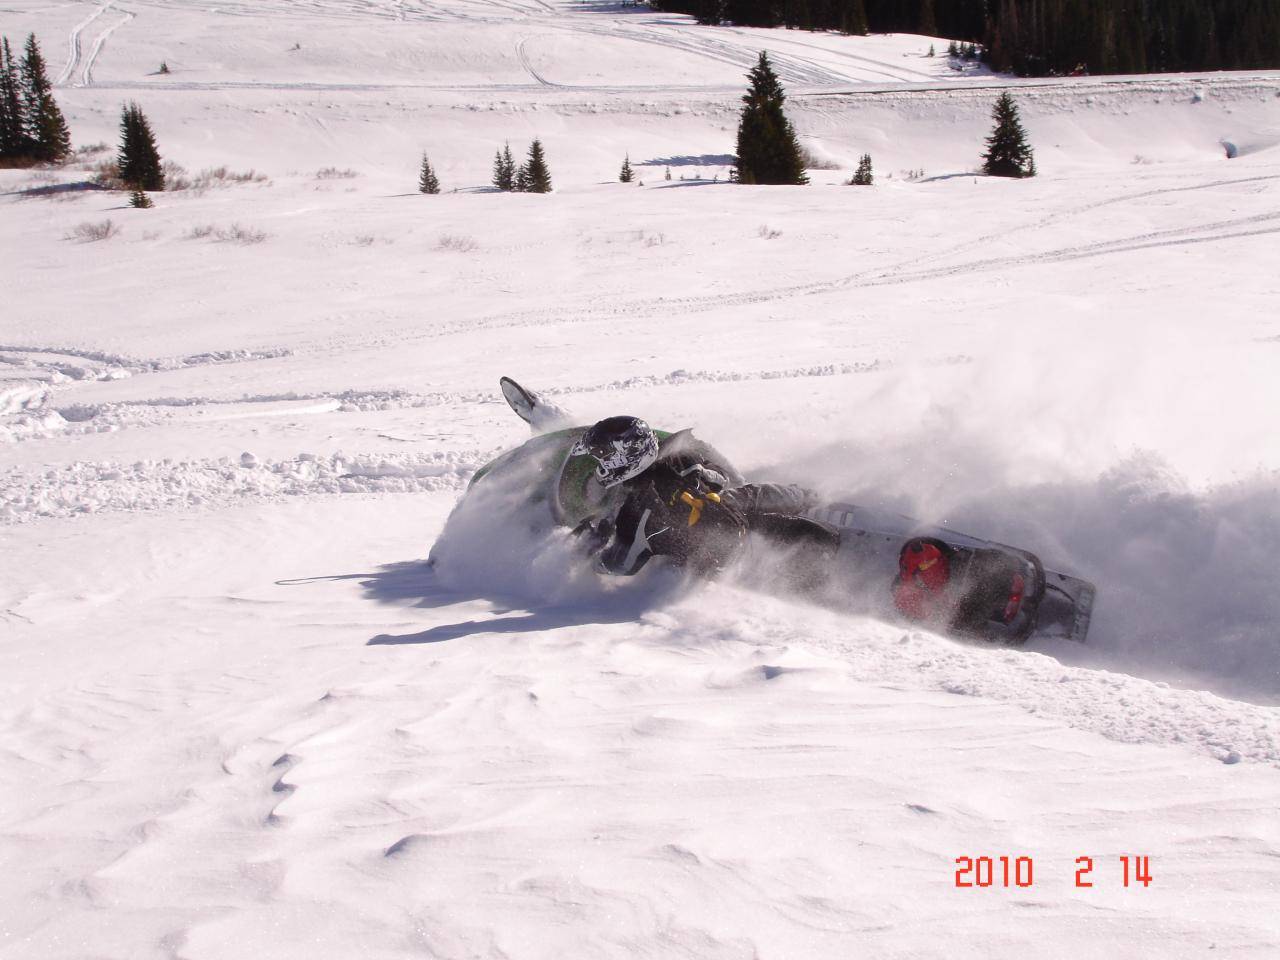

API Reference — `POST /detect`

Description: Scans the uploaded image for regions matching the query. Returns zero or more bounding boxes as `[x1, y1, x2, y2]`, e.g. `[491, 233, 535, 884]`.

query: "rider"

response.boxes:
[570, 415, 840, 579]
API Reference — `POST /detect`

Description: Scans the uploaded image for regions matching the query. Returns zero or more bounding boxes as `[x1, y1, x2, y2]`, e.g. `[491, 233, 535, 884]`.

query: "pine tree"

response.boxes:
[851, 153, 873, 185]
[842, 0, 868, 35]
[524, 138, 552, 193]
[418, 152, 440, 194]
[129, 188, 153, 208]
[514, 163, 531, 192]
[19, 34, 70, 163]
[734, 51, 807, 186]
[0, 37, 28, 161]
[117, 102, 165, 191]
[492, 142, 515, 191]
[982, 91, 1035, 178]
[619, 154, 634, 183]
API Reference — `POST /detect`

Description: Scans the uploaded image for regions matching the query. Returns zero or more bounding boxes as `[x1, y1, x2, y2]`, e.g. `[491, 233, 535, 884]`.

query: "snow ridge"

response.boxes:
[0, 450, 485, 524]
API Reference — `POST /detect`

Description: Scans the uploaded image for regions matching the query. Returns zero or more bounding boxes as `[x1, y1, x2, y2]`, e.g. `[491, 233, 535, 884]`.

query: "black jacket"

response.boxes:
[592, 431, 835, 576]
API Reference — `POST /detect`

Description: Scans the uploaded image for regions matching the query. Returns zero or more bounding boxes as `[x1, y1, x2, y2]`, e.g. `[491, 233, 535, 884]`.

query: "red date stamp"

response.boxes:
[954, 856, 1152, 888]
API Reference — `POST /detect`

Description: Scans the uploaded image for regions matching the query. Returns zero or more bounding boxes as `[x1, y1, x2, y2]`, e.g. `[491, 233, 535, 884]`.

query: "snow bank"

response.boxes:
[0, 450, 484, 524]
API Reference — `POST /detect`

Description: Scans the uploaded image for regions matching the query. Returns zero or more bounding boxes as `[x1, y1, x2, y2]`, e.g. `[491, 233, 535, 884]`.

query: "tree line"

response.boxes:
[734, 51, 1035, 184]
[652, 0, 1280, 76]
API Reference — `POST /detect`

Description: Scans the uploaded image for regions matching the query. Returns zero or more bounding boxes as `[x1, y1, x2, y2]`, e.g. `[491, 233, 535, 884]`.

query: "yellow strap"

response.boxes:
[679, 491, 704, 526]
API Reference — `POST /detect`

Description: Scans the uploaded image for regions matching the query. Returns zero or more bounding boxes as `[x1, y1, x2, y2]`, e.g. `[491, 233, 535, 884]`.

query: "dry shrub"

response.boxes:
[800, 147, 842, 171]
[435, 234, 478, 252]
[316, 167, 358, 180]
[182, 223, 268, 244]
[91, 159, 123, 190]
[64, 220, 119, 242]
[192, 166, 269, 188]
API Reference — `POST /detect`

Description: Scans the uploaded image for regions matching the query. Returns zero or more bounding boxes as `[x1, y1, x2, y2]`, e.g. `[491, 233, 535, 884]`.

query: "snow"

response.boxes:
[3, 0, 1280, 956]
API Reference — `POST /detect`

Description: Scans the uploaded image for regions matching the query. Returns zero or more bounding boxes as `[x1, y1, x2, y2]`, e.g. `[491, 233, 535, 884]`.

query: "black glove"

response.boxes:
[571, 516, 614, 555]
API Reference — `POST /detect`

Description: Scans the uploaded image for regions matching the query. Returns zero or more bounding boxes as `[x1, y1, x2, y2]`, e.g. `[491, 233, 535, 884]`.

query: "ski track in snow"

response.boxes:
[77, 6, 133, 87]
[53, 0, 112, 86]
[1, 356, 896, 445]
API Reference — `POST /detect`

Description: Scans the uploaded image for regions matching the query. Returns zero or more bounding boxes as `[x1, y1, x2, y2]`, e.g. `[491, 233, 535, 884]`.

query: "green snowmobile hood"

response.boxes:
[468, 427, 675, 528]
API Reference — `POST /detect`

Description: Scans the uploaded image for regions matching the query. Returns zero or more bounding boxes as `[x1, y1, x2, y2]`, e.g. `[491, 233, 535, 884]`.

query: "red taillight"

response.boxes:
[1002, 574, 1026, 623]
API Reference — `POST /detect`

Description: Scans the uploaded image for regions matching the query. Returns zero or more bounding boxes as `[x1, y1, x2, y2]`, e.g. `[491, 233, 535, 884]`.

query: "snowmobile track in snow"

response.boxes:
[53, 0, 112, 87]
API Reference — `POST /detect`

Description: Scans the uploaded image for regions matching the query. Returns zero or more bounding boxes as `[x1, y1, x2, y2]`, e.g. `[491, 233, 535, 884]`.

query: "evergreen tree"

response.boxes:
[492, 142, 515, 191]
[619, 154, 634, 183]
[648, 0, 1280, 77]
[851, 153, 873, 185]
[514, 162, 531, 192]
[842, 0, 869, 35]
[734, 51, 807, 186]
[0, 37, 28, 161]
[117, 102, 165, 191]
[982, 91, 1035, 178]
[19, 34, 70, 163]
[418, 152, 440, 194]
[129, 188, 153, 208]
[524, 138, 552, 193]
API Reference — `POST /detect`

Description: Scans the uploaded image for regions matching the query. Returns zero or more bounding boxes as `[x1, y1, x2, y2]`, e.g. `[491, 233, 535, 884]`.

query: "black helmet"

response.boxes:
[572, 416, 659, 488]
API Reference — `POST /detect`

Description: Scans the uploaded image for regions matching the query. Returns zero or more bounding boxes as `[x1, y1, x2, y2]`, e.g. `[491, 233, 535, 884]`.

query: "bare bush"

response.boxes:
[91, 159, 124, 190]
[192, 166, 269, 188]
[316, 167, 358, 180]
[800, 147, 842, 171]
[435, 234, 478, 253]
[757, 224, 782, 240]
[217, 223, 268, 244]
[74, 142, 110, 159]
[163, 159, 191, 191]
[350, 234, 377, 247]
[64, 220, 119, 242]
[182, 223, 268, 244]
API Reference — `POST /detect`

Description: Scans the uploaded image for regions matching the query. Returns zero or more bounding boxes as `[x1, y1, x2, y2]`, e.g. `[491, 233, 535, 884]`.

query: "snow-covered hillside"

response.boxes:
[3, 0, 1280, 957]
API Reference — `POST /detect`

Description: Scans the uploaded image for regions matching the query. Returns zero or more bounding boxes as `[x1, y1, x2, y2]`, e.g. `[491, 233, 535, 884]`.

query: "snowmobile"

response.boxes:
[453, 377, 1095, 646]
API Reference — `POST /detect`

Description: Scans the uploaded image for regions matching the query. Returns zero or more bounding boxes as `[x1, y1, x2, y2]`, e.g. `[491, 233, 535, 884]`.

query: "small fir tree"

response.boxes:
[982, 91, 1035, 178]
[418, 152, 440, 194]
[734, 51, 808, 186]
[117, 102, 164, 191]
[129, 188, 153, 208]
[0, 37, 28, 161]
[619, 154, 634, 183]
[492, 142, 515, 191]
[158, 61, 170, 74]
[19, 33, 70, 162]
[928, 45, 936, 57]
[851, 153, 873, 185]
[524, 138, 551, 193]
[948, 40, 959, 57]
[514, 163, 531, 192]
